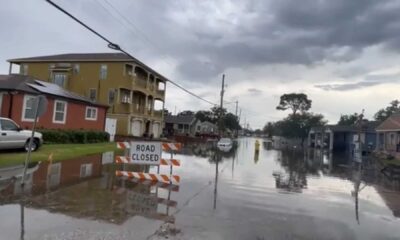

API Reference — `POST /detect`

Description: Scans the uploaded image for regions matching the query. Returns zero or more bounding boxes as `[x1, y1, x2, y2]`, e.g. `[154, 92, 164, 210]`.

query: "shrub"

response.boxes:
[39, 129, 109, 144]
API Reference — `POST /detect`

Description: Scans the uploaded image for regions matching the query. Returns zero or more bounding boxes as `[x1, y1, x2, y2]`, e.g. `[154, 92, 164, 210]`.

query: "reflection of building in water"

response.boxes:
[273, 150, 307, 193]
[272, 136, 302, 150]
[0, 153, 176, 225]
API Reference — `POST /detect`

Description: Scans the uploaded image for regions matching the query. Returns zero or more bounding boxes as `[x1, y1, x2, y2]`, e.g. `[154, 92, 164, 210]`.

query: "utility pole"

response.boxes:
[219, 74, 225, 136]
[235, 100, 239, 137]
[355, 109, 365, 164]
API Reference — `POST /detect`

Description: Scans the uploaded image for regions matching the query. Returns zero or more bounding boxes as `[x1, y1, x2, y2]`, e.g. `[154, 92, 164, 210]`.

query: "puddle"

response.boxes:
[1, 139, 400, 239]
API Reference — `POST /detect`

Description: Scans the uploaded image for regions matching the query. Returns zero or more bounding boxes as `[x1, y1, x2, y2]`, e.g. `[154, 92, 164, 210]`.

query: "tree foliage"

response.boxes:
[263, 122, 275, 138]
[271, 113, 326, 144]
[338, 113, 359, 125]
[374, 100, 400, 121]
[276, 93, 312, 115]
[194, 107, 240, 132]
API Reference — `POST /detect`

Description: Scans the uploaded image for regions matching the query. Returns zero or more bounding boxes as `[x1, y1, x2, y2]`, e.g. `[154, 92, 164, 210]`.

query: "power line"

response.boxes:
[45, 0, 218, 106]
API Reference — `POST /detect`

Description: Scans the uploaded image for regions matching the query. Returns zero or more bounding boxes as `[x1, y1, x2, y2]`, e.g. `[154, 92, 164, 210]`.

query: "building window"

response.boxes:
[100, 64, 107, 80]
[85, 107, 98, 120]
[20, 64, 28, 75]
[89, 88, 97, 101]
[53, 100, 67, 124]
[108, 89, 115, 105]
[52, 73, 67, 87]
[80, 164, 93, 178]
[73, 64, 80, 74]
[22, 95, 36, 122]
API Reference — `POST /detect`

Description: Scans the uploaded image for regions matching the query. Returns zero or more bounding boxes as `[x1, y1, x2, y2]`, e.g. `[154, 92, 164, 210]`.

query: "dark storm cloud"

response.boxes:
[162, 0, 400, 81]
[247, 88, 262, 94]
[2, 0, 400, 84]
[314, 81, 381, 91]
[315, 72, 400, 91]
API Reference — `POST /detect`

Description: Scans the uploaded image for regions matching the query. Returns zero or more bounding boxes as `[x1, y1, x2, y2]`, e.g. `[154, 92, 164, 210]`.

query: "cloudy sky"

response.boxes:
[2, 0, 400, 129]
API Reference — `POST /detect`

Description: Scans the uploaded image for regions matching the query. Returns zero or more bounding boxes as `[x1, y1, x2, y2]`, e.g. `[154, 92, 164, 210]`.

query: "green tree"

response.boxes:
[374, 100, 400, 121]
[195, 110, 214, 123]
[263, 122, 275, 138]
[223, 113, 241, 131]
[276, 93, 312, 115]
[178, 110, 194, 116]
[338, 113, 359, 125]
[274, 113, 326, 145]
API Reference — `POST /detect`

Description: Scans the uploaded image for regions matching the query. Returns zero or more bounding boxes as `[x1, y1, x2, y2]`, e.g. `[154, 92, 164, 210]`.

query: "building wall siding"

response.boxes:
[13, 60, 166, 136]
[0, 93, 106, 131]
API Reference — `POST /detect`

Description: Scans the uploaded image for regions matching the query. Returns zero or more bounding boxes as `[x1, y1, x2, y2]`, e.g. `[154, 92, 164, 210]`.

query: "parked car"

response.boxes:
[0, 117, 43, 151]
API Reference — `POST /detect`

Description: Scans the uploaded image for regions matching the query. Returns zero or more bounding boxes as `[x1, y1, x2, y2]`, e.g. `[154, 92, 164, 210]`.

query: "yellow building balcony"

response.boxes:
[153, 110, 163, 118]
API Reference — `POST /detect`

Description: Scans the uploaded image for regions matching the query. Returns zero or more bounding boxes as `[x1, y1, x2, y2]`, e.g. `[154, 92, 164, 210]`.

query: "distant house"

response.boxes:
[197, 121, 217, 134]
[164, 114, 198, 136]
[376, 114, 400, 156]
[0, 74, 108, 131]
[308, 121, 380, 152]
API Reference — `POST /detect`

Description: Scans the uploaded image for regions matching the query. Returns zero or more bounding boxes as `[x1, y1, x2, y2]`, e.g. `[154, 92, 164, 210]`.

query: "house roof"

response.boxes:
[376, 113, 400, 131]
[8, 52, 168, 81]
[164, 114, 196, 125]
[0, 74, 39, 94]
[0, 74, 107, 108]
[311, 121, 380, 133]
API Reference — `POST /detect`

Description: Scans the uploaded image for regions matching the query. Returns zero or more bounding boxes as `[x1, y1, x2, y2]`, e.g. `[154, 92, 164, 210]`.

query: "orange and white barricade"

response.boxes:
[115, 170, 180, 185]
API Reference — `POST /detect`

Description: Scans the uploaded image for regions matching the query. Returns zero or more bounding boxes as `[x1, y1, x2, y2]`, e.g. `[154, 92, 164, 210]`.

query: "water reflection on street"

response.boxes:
[1, 138, 400, 239]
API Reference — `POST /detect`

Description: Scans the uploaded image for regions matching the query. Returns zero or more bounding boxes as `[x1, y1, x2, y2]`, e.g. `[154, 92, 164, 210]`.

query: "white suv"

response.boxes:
[0, 117, 43, 151]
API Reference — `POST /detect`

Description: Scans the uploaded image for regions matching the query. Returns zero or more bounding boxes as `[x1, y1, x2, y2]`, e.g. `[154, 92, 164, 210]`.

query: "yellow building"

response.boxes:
[8, 53, 166, 138]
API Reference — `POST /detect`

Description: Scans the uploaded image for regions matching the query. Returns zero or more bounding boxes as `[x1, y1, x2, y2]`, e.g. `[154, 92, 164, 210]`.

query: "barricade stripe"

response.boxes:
[121, 177, 180, 191]
[115, 171, 180, 185]
[161, 175, 170, 182]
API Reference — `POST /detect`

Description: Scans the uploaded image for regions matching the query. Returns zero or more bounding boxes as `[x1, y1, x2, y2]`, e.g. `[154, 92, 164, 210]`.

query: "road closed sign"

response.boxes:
[130, 141, 162, 165]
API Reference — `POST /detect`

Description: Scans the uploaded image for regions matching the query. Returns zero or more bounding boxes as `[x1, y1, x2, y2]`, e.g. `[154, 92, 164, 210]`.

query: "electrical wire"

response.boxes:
[45, 0, 218, 106]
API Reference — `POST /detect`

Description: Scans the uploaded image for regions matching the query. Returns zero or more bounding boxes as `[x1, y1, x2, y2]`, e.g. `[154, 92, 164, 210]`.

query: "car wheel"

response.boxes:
[25, 139, 39, 152]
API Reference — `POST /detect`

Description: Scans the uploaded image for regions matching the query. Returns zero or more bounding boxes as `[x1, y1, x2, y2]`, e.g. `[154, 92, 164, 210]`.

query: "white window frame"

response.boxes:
[73, 64, 80, 74]
[80, 163, 93, 178]
[52, 100, 67, 124]
[52, 72, 67, 88]
[85, 107, 98, 121]
[22, 95, 36, 122]
[100, 64, 107, 80]
[21, 64, 28, 75]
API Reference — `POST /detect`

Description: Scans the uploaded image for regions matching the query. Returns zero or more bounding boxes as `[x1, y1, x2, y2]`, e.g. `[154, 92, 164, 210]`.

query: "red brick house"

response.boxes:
[0, 74, 108, 130]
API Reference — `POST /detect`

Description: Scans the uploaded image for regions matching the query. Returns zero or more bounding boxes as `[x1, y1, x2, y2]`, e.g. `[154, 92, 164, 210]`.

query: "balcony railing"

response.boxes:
[156, 89, 165, 97]
[153, 110, 163, 118]
[135, 78, 147, 89]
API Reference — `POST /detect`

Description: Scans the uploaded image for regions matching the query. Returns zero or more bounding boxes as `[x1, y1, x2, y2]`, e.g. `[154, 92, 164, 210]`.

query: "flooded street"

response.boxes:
[1, 137, 400, 239]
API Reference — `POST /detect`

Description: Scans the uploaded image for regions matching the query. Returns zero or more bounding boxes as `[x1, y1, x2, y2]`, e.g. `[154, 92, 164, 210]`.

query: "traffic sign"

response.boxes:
[129, 141, 162, 165]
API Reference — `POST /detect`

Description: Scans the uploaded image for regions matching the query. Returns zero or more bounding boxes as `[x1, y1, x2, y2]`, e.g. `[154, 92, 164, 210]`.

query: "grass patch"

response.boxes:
[0, 143, 122, 167]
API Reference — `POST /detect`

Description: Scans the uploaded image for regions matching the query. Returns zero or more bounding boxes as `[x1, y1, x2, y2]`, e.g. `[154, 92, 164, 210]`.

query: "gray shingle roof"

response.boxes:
[0, 74, 107, 108]
[164, 115, 196, 125]
[8, 53, 133, 62]
[8, 52, 168, 81]
[0, 74, 39, 94]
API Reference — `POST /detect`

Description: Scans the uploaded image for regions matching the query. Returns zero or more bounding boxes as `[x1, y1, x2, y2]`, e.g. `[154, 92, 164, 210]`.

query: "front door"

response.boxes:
[131, 120, 141, 137]
[152, 122, 160, 138]
[105, 118, 117, 141]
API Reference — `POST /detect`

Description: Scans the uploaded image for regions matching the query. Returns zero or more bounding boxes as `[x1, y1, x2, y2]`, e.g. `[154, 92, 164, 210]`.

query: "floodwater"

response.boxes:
[1, 138, 400, 239]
